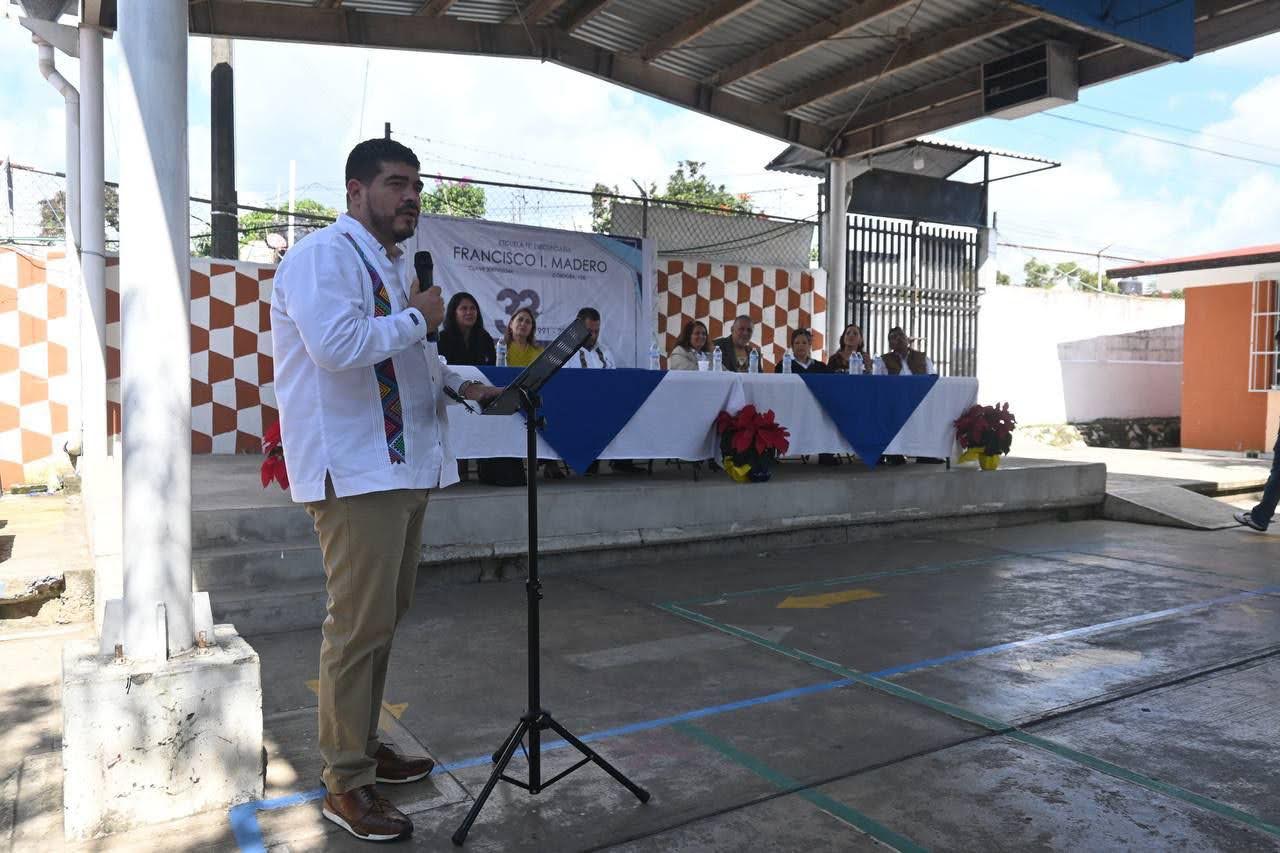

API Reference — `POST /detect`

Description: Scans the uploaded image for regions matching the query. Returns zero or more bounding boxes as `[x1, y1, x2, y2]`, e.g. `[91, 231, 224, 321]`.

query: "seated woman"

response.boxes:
[503, 308, 564, 479]
[438, 291, 496, 367]
[504, 307, 543, 367]
[826, 322, 873, 375]
[774, 328, 827, 374]
[667, 320, 712, 370]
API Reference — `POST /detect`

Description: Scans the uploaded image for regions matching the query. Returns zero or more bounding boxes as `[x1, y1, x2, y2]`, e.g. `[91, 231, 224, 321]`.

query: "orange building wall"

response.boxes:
[1181, 282, 1270, 451]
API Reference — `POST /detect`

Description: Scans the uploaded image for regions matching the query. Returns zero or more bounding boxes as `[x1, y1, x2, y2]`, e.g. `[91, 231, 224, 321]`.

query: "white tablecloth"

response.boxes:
[446, 369, 979, 461]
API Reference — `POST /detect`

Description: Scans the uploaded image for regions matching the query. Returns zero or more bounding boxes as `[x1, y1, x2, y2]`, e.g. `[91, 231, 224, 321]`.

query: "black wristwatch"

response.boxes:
[426, 330, 438, 343]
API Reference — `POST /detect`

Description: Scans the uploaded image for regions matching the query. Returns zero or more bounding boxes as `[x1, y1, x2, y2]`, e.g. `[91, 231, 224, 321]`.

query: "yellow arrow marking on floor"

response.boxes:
[777, 588, 883, 609]
[306, 679, 408, 719]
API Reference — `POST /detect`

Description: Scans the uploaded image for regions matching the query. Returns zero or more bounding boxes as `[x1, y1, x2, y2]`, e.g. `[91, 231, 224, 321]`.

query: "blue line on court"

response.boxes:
[229, 584, 1280, 851]
[872, 586, 1280, 677]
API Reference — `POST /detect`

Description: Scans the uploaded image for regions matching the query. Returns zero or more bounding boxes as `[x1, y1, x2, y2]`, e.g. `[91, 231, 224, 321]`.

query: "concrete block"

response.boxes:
[61, 624, 264, 840]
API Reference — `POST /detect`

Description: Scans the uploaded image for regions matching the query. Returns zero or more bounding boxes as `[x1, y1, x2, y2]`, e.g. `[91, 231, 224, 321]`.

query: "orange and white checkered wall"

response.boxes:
[0, 248, 72, 488]
[656, 258, 826, 370]
[2, 247, 823, 484]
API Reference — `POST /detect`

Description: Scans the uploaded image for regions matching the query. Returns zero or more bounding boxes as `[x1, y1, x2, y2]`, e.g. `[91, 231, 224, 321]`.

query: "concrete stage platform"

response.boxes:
[192, 455, 1106, 634]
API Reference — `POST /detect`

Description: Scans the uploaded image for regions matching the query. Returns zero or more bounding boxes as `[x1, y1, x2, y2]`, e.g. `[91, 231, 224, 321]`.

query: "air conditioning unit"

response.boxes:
[982, 41, 1078, 119]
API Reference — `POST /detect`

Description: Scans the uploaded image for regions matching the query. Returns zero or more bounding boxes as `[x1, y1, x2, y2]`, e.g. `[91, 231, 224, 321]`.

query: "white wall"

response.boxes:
[977, 285, 1185, 424]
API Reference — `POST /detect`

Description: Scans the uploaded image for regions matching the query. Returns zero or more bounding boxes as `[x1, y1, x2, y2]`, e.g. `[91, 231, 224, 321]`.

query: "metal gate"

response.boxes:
[846, 215, 979, 377]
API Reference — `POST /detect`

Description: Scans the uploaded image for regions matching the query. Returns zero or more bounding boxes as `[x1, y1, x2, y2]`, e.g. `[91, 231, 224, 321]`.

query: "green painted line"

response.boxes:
[658, 604, 1012, 732]
[658, 603, 1280, 840]
[1005, 731, 1280, 837]
[673, 722, 929, 853]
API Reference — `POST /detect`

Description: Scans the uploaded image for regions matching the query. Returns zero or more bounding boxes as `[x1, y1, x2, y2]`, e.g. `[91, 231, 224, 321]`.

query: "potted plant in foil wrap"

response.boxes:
[714, 404, 791, 483]
[954, 402, 1016, 470]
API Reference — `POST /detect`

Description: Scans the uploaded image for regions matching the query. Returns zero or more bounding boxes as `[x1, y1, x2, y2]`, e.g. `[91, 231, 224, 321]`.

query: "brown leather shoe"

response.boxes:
[322, 784, 412, 842]
[375, 743, 435, 784]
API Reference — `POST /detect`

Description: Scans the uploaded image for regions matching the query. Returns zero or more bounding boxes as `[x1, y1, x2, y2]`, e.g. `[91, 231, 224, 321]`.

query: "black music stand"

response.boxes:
[453, 319, 650, 845]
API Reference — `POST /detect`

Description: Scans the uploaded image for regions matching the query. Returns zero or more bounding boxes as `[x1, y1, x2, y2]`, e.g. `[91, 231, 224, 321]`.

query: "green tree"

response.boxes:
[590, 182, 618, 233]
[238, 198, 337, 248]
[658, 161, 752, 213]
[1023, 257, 1053, 288]
[996, 270, 1011, 287]
[39, 186, 120, 237]
[1021, 257, 1118, 292]
[421, 179, 485, 219]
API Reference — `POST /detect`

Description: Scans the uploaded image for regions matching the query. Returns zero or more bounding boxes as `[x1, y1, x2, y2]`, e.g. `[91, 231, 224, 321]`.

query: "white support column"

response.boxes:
[117, 0, 194, 659]
[79, 25, 107, 489]
[35, 39, 81, 460]
[823, 157, 850, 349]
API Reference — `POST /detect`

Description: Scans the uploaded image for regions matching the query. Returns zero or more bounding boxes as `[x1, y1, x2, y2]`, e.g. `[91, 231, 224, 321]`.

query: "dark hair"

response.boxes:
[504, 307, 538, 346]
[345, 138, 420, 186]
[838, 323, 865, 353]
[577, 306, 601, 322]
[790, 328, 812, 345]
[675, 320, 711, 353]
[438, 291, 495, 366]
[443, 292, 483, 338]
[888, 326, 906, 338]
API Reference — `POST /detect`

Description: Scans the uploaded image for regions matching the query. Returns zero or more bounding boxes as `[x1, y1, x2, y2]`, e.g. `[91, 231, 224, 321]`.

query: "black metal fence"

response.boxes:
[846, 214, 980, 377]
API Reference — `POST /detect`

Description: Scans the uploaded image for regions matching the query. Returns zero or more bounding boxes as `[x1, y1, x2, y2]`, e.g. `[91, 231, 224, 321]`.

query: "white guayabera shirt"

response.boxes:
[270, 214, 467, 503]
[566, 342, 616, 369]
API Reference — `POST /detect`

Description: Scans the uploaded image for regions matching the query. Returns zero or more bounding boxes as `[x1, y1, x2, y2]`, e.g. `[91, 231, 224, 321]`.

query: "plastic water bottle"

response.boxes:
[711, 346, 723, 372]
[782, 349, 794, 374]
[496, 339, 507, 367]
[748, 349, 759, 374]
[649, 338, 662, 370]
[847, 353, 857, 376]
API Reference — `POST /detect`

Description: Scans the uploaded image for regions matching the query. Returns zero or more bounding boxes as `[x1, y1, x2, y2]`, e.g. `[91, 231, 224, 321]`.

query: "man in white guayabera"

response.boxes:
[270, 138, 501, 842]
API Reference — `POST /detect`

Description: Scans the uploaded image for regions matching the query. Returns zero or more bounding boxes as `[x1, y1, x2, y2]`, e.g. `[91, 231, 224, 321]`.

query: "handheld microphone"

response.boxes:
[414, 250, 434, 291]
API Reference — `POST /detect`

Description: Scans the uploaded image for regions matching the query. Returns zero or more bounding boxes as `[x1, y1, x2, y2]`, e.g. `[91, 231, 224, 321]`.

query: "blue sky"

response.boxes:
[2, 13, 1277, 279]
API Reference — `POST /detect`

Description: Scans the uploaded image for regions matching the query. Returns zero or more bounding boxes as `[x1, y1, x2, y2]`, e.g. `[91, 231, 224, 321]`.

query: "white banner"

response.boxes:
[404, 215, 654, 366]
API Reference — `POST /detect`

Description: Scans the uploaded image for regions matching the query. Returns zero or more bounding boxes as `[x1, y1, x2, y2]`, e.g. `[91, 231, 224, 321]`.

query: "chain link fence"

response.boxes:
[3, 161, 817, 267]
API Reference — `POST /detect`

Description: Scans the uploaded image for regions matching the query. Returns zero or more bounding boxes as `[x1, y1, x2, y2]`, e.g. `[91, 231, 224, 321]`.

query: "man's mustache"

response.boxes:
[396, 206, 419, 216]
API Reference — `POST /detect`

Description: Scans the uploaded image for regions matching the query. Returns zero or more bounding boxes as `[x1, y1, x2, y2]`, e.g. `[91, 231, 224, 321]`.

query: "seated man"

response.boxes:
[712, 315, 761, 373]
[567, 306, 643, 474]
[773, 328, 827, 375]
[567, 306, 616, 369]
[875, 326, 935, 376]
[876, 327, 942, 464]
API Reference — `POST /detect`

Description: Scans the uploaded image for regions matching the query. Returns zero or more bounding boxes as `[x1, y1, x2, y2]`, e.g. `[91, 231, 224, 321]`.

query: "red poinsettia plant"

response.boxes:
[954, 402, 1016, 457]
[260, 420, 289, 490]
[714, 405, 791, 482]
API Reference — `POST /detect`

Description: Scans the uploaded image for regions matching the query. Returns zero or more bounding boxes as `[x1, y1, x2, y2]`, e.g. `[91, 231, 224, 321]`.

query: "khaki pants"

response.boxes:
[305, 480, 430, 793]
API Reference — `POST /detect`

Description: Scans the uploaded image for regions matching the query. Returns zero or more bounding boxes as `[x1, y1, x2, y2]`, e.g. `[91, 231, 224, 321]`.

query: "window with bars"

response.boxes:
[1249, 276, 1280, 392]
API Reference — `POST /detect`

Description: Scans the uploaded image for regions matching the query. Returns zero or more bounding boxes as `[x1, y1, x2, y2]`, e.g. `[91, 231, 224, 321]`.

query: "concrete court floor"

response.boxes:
[8, 517, 1277, 852]
[206, 516, 1279, 853]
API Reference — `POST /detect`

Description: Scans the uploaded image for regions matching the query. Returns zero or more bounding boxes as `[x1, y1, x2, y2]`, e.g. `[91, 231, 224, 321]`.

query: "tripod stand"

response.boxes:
[452, 387, 650, 845]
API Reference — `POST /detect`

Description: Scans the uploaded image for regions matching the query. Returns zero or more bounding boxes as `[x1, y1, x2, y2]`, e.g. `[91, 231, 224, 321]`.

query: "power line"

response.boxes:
[996, 240, 1146, 263]
[1074, 104, 1280, 154]
[1041, 113, 1280, 169]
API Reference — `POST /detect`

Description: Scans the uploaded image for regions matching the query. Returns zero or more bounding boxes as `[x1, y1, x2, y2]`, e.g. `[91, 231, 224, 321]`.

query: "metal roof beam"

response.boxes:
[416, 0, 458, 15]
[778, 11, 1032, 114]
[709, 0, 916, 88]
[559, 0, 618, 33]
[504, 0, 573, 26]
[186, 0, 833, 151]
[638, 0, 768, 62]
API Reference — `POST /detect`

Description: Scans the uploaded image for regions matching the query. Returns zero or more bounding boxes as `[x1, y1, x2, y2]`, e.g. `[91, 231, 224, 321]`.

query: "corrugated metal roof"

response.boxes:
[188, 0, 1215, 157]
